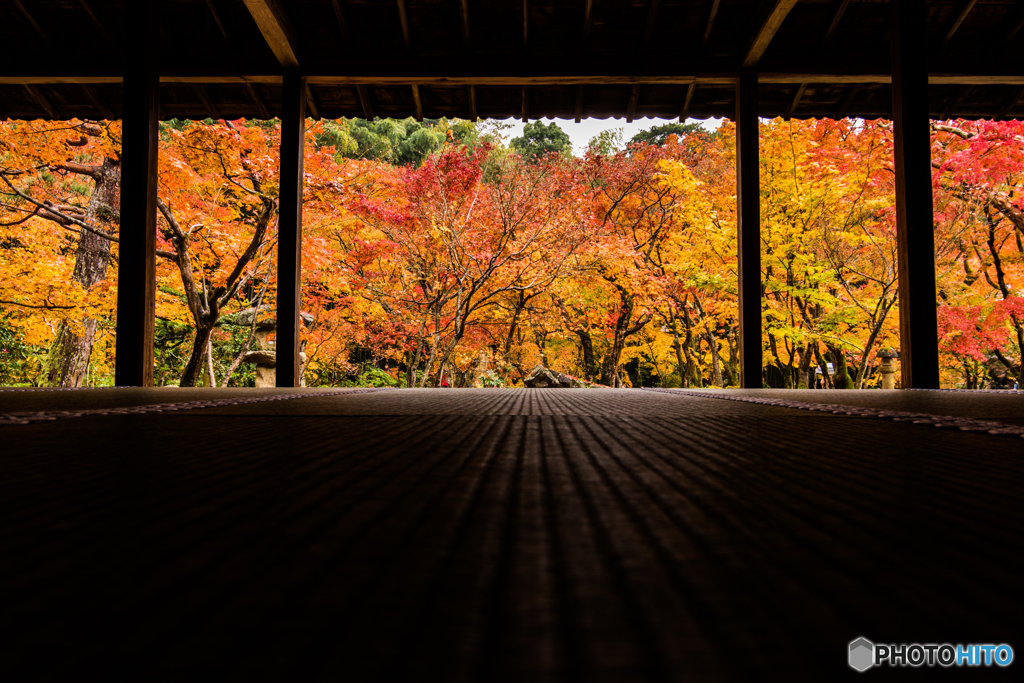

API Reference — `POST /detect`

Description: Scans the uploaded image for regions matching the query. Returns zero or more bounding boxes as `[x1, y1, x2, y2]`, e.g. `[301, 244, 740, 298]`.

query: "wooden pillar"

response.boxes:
[115, 1, 160, 387]
[735, 74, 762, 388]
[276, 72, 306, 387]
[890, 0, 940, 388]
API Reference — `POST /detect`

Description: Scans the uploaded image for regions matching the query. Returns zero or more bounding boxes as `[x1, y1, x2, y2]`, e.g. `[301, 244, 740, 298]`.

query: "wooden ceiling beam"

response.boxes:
[524, 0, 530, 49]
[783, 83, 806, 120]
[242, 0, 300, 69]
[702, 0, 721, 49]
[574, 85, 584, 123]
[582, 0, 594, 45]
[356, 85, 374, 120]
[1006, 7, 1024, 44]
[743, 0, 799, 68]
[522, 85, 529, 122]
[943, 0, 977, 47]
[467, 85, 477, 121]
[679, 82, 696, 122]
[192, 84, 222, 119]
[203, 0, 230, 42]
[411, 84, 423, 121]
[23, 85, 58, 119]
[821, 0, 850, 47]
[330, 0, 354, 47]
[80, 84, 113, 120]
[626, 84, 641, 122]
[245, 83, 270, 119]
[78, 0, 112, 43]
[11, 0, 50, 44]
[396, 0, 412, 51]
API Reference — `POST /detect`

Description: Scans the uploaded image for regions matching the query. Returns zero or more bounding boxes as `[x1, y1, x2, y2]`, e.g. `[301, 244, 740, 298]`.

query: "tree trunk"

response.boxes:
[45, 158, 121, 387]
[575, 329, 596, 382]
[180, 321, 216, 387]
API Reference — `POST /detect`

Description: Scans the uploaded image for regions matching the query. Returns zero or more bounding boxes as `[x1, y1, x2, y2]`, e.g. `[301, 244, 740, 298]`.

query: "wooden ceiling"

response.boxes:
[1, 1, 1023, 122]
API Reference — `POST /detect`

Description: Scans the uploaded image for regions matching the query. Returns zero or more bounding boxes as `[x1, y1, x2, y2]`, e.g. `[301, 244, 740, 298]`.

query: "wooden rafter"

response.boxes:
[203, 0, 230, 42]
[626, 84, 641, 123]
[460, 0, 470, 45]
[642, 0, 661, 48]
[940, 85, 972, 120]
[331, 0, 354, 46]
[743, 0, 799, 68]
[78, 0, 112, 43]
[821, 0, 850, 47]
[356, 85, 374, 120]
[396, 0, 412, 51]
[784, 83, 806, 120]
[943, 0, 977, 47]
[522, 85, 529, 122]
[411, 84, 424, 121]
[574, 85, 584, 123]
[23, 85, 58, 119]
[242, 0, 300, 69]
[524, 0, 530, 49]
[467, 85, 478, 121]
[1006, 7, 1024, 44]
[834, 83, 860, 119]
[702, 0, 721, 49]
[80, 84, 113, 120]
[994, 85, 1024, 119]
[679, 82, 696, 122]
[12, 0, 50, 43]
[192, 84, 222, 119]
[583, 0, 594, 45]
[306, 84, 321, 120]
[245, 83, 271, 119]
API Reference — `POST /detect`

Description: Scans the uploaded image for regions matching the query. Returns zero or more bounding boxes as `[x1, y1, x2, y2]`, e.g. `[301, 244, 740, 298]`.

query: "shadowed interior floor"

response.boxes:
[1, 388, 1022, 681]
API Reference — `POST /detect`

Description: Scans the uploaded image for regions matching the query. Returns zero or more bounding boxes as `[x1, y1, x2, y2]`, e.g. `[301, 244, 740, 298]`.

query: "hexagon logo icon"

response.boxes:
[849, 637, 875, 672]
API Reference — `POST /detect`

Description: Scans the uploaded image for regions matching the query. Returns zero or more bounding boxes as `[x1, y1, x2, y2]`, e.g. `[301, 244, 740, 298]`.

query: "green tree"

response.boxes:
[587, 128, 624, 156]
[511, 121, 572, 161]
[630, 122, 706, 147]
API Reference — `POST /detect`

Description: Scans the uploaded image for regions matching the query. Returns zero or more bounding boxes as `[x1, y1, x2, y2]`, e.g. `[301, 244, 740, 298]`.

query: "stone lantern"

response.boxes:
[876, 348, 899, 390]
[232, 307, 313, 387]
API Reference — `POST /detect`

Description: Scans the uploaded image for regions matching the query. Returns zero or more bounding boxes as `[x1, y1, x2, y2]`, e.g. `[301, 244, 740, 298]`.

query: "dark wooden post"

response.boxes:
[115, 1, 160, 387]
[276, 72, 306, 387]
[890, 0, 940, 388]
[736, 74, 762, 388]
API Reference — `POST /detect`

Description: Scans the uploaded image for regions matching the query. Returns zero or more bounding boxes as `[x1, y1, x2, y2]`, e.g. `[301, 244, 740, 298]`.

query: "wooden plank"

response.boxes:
[116, 1, 160, 387]
[943, 0, 977, 47]
[467, 85, 477, 121]
[356, 85, 374, 119]
[743, 0, 799, 68]
[242, 0, 300, 69]
[626, 84, 640, 123]
[192, 84, 222, 119]
[702, 0, 721, 48]
[783, 82, 806, 120]
[396, 0, 412, 51]
[890, 0, 939, 389]
[574, 84, 583, 123]
[411, 84, 423, 121]
[735, 74, 762, 389]
[80, 84, 113, 120]
[679, 82, 695, 121]
[23, 85, 58, 119]
[821, 0, 851, 47]
[276, 72, 306, 388]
